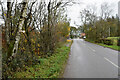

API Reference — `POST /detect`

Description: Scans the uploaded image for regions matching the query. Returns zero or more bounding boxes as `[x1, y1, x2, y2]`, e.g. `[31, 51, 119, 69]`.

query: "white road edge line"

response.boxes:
[88, 46, 96, 52]
[104, 57, 119, 68]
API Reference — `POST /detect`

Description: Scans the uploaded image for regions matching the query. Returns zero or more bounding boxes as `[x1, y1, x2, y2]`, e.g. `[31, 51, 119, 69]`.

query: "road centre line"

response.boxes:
[104, 57, 119, 68]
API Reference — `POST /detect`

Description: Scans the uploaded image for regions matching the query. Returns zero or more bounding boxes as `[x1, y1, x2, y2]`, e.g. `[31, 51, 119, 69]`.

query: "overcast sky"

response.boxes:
[0, 0, 120, 27]
[66, 0, 120, 27]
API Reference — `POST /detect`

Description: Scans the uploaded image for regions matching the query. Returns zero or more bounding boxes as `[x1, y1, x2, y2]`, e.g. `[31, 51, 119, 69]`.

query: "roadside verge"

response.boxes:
[85, 39, 120, 51]
[13, 40, 73, 78]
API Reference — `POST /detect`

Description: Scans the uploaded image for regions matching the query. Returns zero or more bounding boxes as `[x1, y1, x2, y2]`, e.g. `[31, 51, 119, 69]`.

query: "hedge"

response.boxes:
[117, 39, 120, 46]
[95, 38, 113, 45]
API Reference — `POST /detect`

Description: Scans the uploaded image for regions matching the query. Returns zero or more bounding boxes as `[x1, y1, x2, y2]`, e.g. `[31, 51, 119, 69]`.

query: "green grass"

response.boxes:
[97, 43, 120, 51]
[13, 43, 71, 78]
[85, 38, 120, 51]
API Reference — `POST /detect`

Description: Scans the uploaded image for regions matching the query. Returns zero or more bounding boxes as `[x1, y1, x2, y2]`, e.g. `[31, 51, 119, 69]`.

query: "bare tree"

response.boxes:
[101, 2, 113, 20]
[11, 0, 28, 58]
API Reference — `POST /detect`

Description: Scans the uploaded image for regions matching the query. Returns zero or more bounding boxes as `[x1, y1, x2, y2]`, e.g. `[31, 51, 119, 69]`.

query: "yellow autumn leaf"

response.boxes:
[90, 28, 92, 30]
[33, 48, 35, 51]
[38, 52, 40, 55]
[25, 39, 27, 43]
[4, 13, 6, 17]
[31, 39, 35, 43]
[12, 33, 14, 36]
[23, 47, 25, 50]
[38, 44, 40, 47]
[68, 27, 70, 31]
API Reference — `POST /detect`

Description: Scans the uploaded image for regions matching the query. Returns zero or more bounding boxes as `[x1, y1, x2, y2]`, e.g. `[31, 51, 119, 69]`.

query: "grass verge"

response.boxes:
[97, 43, 120, 51]
[13, 41, 72, 78]
[85, 39, 120, 51]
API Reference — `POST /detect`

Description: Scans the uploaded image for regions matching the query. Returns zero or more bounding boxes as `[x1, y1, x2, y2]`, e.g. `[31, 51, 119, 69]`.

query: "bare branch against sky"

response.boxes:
[0, 0, 120, 27]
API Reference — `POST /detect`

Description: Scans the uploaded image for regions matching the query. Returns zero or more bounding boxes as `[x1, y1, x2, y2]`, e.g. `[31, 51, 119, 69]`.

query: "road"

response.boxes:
[63, 39, 119, 78]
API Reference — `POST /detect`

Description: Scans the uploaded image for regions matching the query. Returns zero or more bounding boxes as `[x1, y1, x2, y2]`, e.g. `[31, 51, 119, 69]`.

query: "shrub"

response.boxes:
[95, 39, 101, 43]
[95, 38, 104, 43]
[107, 37, 119, 45]
[95, 38, 113, 45]
[117, 39, 120, 46]
[103, 39, 113, 45]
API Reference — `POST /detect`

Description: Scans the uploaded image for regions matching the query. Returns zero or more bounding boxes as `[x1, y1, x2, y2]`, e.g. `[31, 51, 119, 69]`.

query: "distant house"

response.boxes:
[81, 33, 85, 37]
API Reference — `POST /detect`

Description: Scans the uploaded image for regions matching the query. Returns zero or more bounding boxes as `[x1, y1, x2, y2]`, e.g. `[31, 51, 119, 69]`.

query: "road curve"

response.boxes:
[63, 39, 118, 78]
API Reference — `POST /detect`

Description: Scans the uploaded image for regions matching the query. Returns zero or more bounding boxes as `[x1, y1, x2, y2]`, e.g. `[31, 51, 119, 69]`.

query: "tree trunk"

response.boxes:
[47, 1, 51, 53]
[6, 0, 11, 44]
[11, 0, 28, 58]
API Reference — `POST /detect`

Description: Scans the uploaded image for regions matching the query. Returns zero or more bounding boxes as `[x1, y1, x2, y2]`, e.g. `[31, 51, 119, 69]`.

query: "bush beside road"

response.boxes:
[85, 37, 120, 51]
[11, 41, 72, 78]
